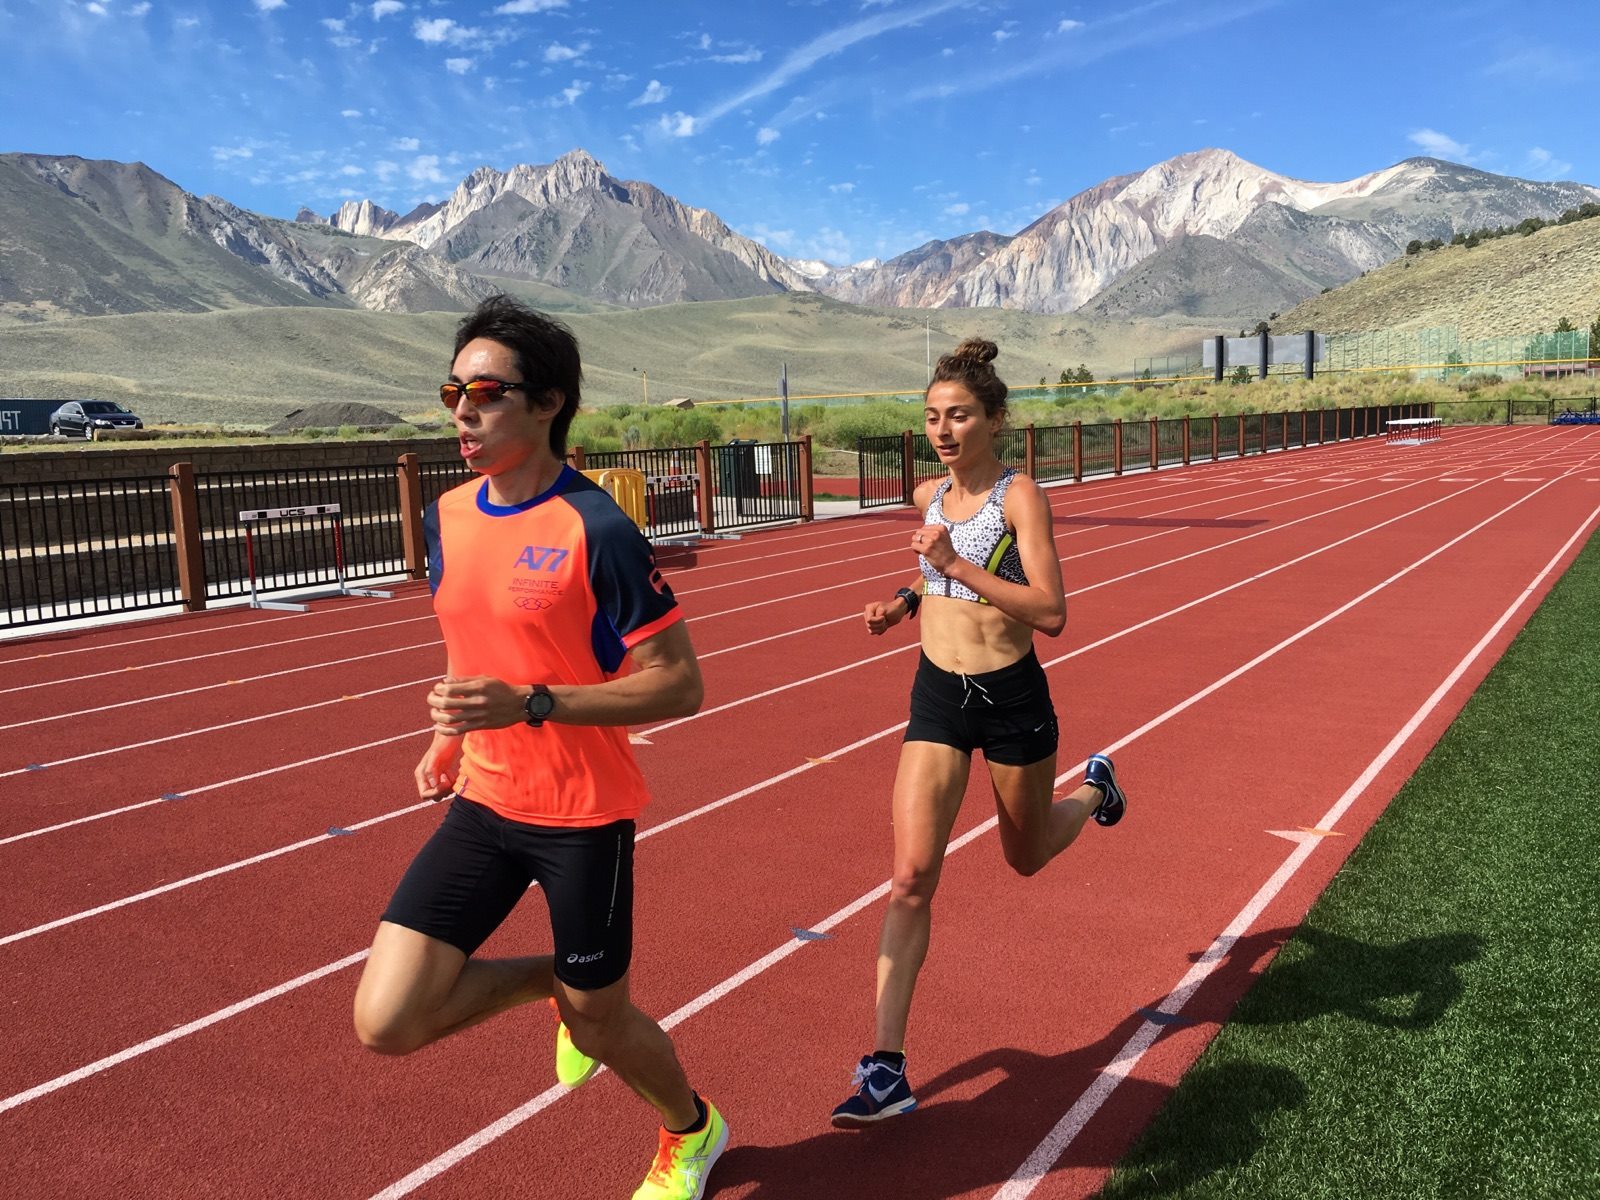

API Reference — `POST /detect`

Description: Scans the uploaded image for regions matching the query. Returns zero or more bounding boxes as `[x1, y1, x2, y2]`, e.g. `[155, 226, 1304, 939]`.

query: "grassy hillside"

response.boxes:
[1278, 216, 1600, 339]
[0, 293, 1211, 427]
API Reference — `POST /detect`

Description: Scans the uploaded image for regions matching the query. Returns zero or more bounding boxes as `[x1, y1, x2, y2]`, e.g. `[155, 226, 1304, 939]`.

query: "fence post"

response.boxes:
[570, 444, 586, 471]
[695, 440, 715, 533]
[1300, 409, 1307, 447]
[1072, 422, 1083, 482]
[901, 430, 915, 505]
[798, 434, 815, 522]
[396, 453, 426, 580]
[1148, 417, 1158, 471]
[1318, 408, 1325, 443]
[1113, 419, 1123, 475]
[1210, 413, 1219, 460]
[1236, 413, 1246, 455]
[1260, 412, 1268, 455]
[1025, 424, 1036, 478]
[1182, 418, 1191, 466]
[1280, 410, 1289, 450]
[167, 462, 207, 612]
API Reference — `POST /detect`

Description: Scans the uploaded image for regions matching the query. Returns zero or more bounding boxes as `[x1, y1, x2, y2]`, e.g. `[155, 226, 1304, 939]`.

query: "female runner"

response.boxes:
[831, 338, 1126, 1127]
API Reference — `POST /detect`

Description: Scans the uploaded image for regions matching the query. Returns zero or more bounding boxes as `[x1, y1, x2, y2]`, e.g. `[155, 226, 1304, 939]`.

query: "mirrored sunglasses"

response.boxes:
[439, 379, 525, 409]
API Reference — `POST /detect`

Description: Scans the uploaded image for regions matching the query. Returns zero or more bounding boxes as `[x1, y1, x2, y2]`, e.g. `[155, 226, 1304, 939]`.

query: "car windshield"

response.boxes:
[81, 402, 129, 414]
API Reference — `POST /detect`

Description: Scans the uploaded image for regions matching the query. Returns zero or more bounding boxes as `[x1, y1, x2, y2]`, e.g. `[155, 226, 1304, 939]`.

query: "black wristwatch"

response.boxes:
[895, 587, 921, 618]
[523, 684, 555, 727]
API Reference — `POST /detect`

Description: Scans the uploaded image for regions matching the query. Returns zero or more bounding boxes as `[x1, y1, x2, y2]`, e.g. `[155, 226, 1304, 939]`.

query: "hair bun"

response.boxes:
[950, 338, 998, 366]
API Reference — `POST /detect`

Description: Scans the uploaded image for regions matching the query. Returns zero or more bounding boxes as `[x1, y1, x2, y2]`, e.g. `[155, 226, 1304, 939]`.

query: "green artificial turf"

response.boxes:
[1098, 531, 1600, 1199]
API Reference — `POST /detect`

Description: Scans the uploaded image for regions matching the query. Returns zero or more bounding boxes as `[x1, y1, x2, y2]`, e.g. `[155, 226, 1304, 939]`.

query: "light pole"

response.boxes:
[925, 316, 931, 383]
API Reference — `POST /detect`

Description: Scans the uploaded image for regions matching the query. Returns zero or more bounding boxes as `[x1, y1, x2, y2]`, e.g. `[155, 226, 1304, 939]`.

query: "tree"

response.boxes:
[1252, 319, 1271, 334]
[1230, 365, 1251, 385]
[1554, 317, 1576, 333]
[1450, 232, 1468, 246]
[1425, 237, 1444, 251]
[1073, 364, 1094, 384]
[1589, 314, 1600, 361]
[1406, 239, 1423, 255]
[1058, 369, 1071, 385]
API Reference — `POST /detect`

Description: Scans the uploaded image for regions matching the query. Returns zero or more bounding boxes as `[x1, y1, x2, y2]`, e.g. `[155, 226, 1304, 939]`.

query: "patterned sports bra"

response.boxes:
[918, 468, 1029, 603]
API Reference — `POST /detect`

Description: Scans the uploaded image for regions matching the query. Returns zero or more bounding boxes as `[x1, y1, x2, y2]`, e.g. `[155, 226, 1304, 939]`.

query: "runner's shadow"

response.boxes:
[710, 925, 1480, 1197]
[1226, 926, 1482, 1031]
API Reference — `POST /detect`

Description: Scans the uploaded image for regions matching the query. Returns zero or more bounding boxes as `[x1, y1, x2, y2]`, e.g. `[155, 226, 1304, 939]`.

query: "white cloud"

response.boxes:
[658, 111, 698, 137]
[710, 48, 763, 64]
[212, 145, 254, 162]
[748, 223, 795, 250]
[756, 126, 780, 145]
[495, 0, 567, 11]
[407, 155, 447, 184]
[1408, 128, 1470, 161]
[829, 181, 855, 193]
[1058, 19, 1084, 33]
[629, 79, 669, 106]
[800, 227, 853, 264]
[338, 165, 365, 176]
[374, 160, 399, 182]
[414, 17, 479, 44]
[371, 1, 403, 18]
[993, 25, 1017, 43]
[553, 79, 589, 106]
[254, 0, 286, 11]
[686, 0, 974, 136]
[943, 202, 969, 216]
[175, 16, 200, 27]
[446, 57, 471, 74]
[544, 41, 588, 62]
[128, 2, 151, 15]
[1523, 147, 1572, 178]
[394, 136, 421, 151]
[85, 2, 107, 13]
[340, 108, 363, 118]
[322, 18, 346, 32]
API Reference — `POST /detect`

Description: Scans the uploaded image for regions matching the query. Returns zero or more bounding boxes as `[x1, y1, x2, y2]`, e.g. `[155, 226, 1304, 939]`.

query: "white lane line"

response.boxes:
[8, 615, 437, 695]
[1, 641, 441, 731]
[0, 952, 372, 1116]
[0, 801, 434, 948]
[991, 496, 1600, 1199]
[0, 676, 438, 780]
[0, 730, 426, 847]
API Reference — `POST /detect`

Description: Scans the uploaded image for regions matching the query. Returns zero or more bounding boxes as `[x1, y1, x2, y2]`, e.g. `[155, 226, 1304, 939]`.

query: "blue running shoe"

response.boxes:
[1085, 753, 1126, 827]
[830, 1055, 917, 1128]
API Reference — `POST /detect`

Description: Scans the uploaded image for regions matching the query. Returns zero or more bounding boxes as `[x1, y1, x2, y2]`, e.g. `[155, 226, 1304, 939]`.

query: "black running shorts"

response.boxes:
[381, 796, 634, 990]
[903, 648, 1059, 766]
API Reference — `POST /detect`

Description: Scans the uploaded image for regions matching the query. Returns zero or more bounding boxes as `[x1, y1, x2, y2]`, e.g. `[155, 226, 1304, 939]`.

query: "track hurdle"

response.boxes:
[238, 503, 394, 612]
[1385, 417, 1443, 447]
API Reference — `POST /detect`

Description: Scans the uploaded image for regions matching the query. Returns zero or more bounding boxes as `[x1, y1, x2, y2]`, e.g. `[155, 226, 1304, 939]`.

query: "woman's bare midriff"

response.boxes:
[919, 595, 1034, 674]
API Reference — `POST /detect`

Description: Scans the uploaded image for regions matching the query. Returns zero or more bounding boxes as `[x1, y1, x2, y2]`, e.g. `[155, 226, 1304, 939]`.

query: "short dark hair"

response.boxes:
[928, 337, 1008, 420]
[453, 295, 583, 456]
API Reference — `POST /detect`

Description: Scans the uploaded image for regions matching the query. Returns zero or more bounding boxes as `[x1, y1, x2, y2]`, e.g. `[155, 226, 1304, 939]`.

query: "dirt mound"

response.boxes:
[266, 401, 402, 433]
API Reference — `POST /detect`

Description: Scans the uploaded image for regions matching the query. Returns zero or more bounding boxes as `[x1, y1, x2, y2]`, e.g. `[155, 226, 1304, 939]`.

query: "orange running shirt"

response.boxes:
[423, 466, 681, 827]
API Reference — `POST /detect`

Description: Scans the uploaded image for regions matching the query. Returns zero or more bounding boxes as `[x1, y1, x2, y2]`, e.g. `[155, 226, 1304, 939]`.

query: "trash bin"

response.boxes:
[719, 439, 761, 511]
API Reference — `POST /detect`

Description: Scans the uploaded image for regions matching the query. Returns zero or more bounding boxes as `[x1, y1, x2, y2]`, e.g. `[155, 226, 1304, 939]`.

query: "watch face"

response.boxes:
[526, 689, 555, 719]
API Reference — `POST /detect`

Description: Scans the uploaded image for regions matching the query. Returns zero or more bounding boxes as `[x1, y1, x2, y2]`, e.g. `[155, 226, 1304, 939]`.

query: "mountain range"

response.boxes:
[3, 146, 1596, 326]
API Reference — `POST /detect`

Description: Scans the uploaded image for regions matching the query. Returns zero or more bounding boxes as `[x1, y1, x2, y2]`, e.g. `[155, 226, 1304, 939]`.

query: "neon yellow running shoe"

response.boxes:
[549, 999, 598, 1089]
[631, 1098, 729, 1200]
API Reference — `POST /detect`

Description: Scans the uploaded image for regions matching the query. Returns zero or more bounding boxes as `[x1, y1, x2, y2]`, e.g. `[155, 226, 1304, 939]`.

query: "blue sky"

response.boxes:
[1, 0, 1594, 265]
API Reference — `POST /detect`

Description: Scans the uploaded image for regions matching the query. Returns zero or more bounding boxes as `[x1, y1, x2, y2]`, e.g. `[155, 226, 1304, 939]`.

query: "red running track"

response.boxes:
[3, 425, 1598, 1199]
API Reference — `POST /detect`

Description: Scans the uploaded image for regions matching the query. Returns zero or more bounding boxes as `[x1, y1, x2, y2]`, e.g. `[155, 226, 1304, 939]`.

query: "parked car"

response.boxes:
[49, 400, 144, 439]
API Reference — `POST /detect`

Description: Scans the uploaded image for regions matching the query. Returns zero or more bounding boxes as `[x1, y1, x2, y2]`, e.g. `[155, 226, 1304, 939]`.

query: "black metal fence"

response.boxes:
[1, 475, 180, 626]
[583, 446, 703, 540]
[197, 467, 408, 601]
[855, 404, 1442, 509]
